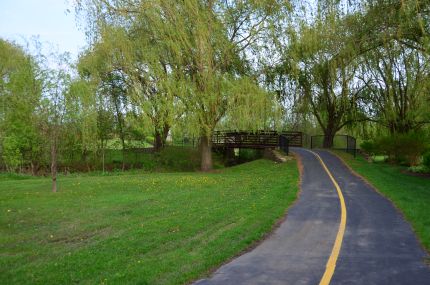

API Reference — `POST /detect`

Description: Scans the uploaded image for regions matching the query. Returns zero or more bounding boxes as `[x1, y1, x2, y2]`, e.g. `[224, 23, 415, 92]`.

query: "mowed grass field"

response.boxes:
[335, 151, 430, 252]
[0, 159, 299, 285]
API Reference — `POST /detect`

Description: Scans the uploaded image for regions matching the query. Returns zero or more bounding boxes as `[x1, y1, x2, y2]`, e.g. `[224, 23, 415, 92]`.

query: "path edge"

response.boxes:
[190, 155, 304, 284]
[329, 150, 430, 257]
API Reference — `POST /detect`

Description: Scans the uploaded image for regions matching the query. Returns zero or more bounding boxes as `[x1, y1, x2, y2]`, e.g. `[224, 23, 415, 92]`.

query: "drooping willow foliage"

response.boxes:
[1, 0, 429, 176]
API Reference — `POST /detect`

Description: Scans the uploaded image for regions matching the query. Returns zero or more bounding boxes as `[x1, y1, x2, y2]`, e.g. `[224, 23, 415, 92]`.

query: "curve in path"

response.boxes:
[315, 150, 430, 284]
[194, 149, 430, 285]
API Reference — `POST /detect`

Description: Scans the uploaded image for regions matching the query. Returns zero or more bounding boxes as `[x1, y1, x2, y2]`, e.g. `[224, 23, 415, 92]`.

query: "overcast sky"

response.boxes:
[0, 0, 86, 60]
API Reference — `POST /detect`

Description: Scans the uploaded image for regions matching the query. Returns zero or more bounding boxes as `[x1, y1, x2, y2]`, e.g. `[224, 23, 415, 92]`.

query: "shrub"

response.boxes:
[2, 136, 22, 172]
[398, 133, 428, 166]
[373, 132, 427, 166]
[157, 146, 200, 171]
[408, 165, 430, 174]
[360, 141, 376, 155]
[239, 149, 262, 162]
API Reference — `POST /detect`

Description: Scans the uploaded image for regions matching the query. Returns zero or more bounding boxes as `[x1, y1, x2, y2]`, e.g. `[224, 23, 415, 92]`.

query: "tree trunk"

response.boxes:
[393, 119, 412, 135]
[323, 127, 336, 148]
[100, 138, 105, 173]
[154, 130, 163, 152]
[200, 135, 213, 172]
[51, 142, 57, 193]
[120, 137, 126, 171]
[30, 162, 36, 176]
[102, 149, 105, 174]
[113, 95, 126, 171]
[154, 124, 170, 152]
[162, 123, 170, 145]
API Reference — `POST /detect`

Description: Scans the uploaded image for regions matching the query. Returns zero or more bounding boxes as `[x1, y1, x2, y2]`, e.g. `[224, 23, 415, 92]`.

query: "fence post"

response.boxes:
[301, 133, 303, 148]
[346, 135, 349, 155]
[353, 136, 357, 158]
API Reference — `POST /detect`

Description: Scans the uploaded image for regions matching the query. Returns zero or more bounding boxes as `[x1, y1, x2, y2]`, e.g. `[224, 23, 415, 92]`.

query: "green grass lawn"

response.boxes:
[0, 159, 299, 285]
[334, 151, 430, 252]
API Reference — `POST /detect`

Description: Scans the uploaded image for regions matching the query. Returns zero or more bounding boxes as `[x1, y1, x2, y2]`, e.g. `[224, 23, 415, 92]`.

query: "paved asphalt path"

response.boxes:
[195, 148, 430, 285]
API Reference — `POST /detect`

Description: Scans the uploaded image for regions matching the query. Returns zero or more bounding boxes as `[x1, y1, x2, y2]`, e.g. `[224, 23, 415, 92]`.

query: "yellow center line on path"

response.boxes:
[307, 150, 347, 285]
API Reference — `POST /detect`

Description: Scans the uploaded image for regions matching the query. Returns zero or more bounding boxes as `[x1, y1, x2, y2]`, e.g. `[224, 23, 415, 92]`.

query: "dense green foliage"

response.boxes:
[0, 159, 299, 284]
[0, 39, 43, 172]
[335, 151, 430, 252]
[1, 0, 430, 175]
[268, 0, 430, 148]
[75, 0, 285, 170]
[57, 146, 211, 173]
[360, 132, 429, 165]
[423, 151, 430, 168]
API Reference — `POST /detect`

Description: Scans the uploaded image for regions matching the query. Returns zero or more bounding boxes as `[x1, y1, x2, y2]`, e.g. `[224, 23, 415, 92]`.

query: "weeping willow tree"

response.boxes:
[341, 0, 430, 134]
[220, 77, 283, 131]
[78, 41, 130, 169]
[65, 79, 98, 169]
[267, 0, 430, 147]
[286, 12, 367, 148]
[75, 0, 285, 171]
[142, 0, 285, 170]
[346, 0, 430, 54]
[78, 23, 182, 152]
[361, 40, 430, 134]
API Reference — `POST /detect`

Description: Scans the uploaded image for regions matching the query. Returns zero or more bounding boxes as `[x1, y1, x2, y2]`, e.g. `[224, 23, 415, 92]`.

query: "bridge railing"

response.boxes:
[279, 135, 289, 155]
[212, 131, 280, 148]
[280, 131, 303, 147]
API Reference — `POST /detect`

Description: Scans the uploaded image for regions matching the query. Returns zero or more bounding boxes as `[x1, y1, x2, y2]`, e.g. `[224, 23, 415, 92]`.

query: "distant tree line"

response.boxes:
[0, 0, 429, 189]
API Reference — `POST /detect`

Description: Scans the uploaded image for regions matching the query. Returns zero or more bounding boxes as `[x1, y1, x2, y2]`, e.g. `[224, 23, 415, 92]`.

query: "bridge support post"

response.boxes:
[224, 148, 236, 166]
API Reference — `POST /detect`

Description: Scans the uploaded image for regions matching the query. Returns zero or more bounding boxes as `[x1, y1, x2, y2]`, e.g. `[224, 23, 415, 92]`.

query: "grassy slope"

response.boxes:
[334, 151, 430, 252]
[0, 159, 299, 285]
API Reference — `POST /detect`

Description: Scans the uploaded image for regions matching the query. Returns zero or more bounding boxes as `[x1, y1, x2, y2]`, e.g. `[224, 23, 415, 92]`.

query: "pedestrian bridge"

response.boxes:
[211, 131, 303, 154]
